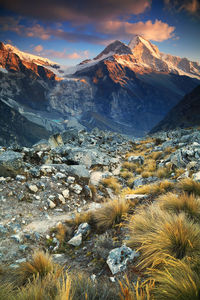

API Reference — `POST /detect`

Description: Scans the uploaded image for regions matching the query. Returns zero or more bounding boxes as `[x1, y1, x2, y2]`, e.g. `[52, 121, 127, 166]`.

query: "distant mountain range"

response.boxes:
[0, 36, 200, 145]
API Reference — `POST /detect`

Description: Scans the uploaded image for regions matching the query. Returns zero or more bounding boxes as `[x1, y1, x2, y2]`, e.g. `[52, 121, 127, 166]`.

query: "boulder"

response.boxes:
[107, 245, 139, 275]
[0, 151, 23, 177]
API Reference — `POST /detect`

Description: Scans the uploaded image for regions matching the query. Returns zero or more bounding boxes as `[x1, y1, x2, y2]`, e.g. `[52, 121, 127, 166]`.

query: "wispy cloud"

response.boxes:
[0, 0, 151, 22]
[97, 19, 175, 42]
[33, 45, 90, 60]
[0, 16, 108, 44]
[165, 0, 200, 16]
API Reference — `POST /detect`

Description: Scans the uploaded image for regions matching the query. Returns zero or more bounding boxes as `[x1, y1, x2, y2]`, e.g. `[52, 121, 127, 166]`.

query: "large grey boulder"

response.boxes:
[0, 151, 23, 177]
[107, 245, 139, 275]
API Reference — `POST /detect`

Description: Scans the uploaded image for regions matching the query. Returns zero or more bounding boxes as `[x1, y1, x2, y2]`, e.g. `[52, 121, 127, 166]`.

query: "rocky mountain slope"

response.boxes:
[0, 37, 200, 144]
[0, 100, 50, 147]
[1, 126, 200, 298]
[150, 84, 200, 132]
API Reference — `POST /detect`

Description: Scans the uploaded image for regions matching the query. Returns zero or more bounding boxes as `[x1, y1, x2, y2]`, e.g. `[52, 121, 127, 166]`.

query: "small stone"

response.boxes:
[91, 274, 96, 282]
[68, 233, 82, 246]
[27, 184, 38, 193]
[62, 189, 70, 198]
[67, 176, 75, 184]
[16, 175, 26, 182]
[110, 277, 115, 283]
[71, 184, 82, 194]
[58, 194, 66, 204]
[10, 234, 23, 243]
[48, 199, 56, 209]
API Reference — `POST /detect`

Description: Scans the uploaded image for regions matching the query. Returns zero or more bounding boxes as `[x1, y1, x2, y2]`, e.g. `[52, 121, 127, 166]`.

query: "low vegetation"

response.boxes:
[101, 177, 122, 193]
[177, 178, 200, 196]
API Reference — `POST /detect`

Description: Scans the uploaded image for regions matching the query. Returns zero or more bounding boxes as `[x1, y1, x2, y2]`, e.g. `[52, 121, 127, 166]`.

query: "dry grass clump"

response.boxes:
[163, 146, 175, 155]
[120, 171, 134, 179]
[155, 165, 172, 179]
[119, 276, 155, 300]
[174, 168, 185, 178]
[143, 159, 156, 172]
[130, 180, 174, 196]
[141, 171, 152, 178]
[91, 199, 130, 231]
[127, 205, 200, 269]
[0, 282, 14, 300]
[101, 177, 121, 194]
[16, 251, 58, 285]
[151, 259, 200, 300]
[157, 192, 200, 222]
[69, 272, 119, 300]
[122, 161, 139, 172]
[150, 151, 162, 160]
[177, 178, 200, 196]
[71, 211, 92, 227]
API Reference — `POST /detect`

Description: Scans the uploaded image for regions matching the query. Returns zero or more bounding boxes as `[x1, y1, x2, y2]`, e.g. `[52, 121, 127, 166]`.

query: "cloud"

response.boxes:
[97, 19, 175, 42]
[0, 0, 151, 23]
[34, 45, 43, 52]
[34, 48, 89, 60]
[0, 16, 175, 45]
[165, 0, 200, 16]
[0, 16, 108, 44]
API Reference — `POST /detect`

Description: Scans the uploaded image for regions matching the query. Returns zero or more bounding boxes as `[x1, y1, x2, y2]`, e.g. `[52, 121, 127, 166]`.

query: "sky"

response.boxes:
[0, 0, 200, 66]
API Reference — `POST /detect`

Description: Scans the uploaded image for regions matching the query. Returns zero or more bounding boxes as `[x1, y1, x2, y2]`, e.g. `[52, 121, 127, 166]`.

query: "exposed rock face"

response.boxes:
[0, 99, 50, 147]
[0, 42, 58, 81]
[150, 85, 200, 133]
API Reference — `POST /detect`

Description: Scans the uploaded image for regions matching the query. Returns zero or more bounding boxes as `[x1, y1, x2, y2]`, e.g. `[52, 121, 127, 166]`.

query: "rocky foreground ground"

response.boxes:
[1, 127, 200, 298]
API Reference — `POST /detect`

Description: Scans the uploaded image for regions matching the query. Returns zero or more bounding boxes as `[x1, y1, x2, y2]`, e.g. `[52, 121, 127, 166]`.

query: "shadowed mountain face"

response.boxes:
[150, 85, 200, 133]
[0, 100, 50, 147]
[0, 36, 200, 143]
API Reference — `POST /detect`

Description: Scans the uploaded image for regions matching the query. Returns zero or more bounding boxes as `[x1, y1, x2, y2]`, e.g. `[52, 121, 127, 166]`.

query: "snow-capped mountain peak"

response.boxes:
[4, 43, 58, 67]
[129, 35, 160, 59]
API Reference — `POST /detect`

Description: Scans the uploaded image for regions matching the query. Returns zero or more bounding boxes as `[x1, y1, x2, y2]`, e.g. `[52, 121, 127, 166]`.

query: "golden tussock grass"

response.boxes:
[91, 199, 130, 232]
[119, 276, 154, 300]
[143, 159, 156, 172]
[177, 178, 200, 196]
[155, 165, 172, 179]
[120, 171, 134, 179]
[122, 161, 139, 172]
[126, 205, 200, 269]
[151, 258, 200, 300]
[130, 180, 174, 196]
[157, 192, 200, 222]
[141, 171, 153, 178]
[174, 168, 185, 178]
[15, 251, 58, 285]
[149, 151, 162, 161]
[101, 177, 121, 194]
[0, 282, 14, 300]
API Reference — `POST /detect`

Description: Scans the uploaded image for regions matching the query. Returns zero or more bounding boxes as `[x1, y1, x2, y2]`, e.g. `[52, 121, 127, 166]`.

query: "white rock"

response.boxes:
[67, 176, 75, 184]
[58, 194, 66, 204]
[48, 199, 56, 209]
[68, 233, 82, 246]
[28, 184, 38, 193]
[71, 184, 82, 194]
[62, 189, 70, 198]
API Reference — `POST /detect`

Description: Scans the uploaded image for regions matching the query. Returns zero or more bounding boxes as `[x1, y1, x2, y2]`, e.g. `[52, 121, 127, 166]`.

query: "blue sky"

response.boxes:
[0, 0, 199, 65]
